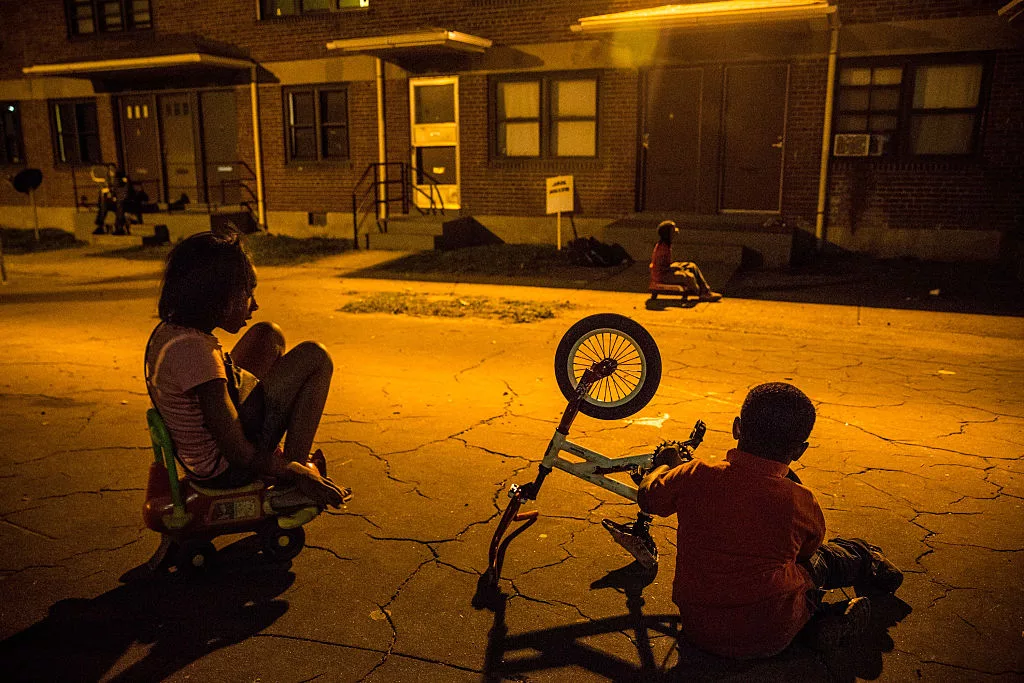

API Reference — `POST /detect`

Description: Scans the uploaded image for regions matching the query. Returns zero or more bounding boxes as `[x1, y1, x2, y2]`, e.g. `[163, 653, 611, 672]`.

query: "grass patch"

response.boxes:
[92, 233, 354, 265]
[0, 227, 86, 254]
[373, 244, 583, 277]
[340, 291, 575, 323]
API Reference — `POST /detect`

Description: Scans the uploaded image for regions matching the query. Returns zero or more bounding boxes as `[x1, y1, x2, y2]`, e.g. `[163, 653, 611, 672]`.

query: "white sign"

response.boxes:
[545, 175, 574, 215]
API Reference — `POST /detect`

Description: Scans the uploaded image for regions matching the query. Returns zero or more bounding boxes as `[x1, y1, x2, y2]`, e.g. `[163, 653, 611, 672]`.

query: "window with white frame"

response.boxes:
[66, 0, 152, 35]
[261, 0, 368, 18]
[835, 56, 987, 157]
[284, 86, 349, 162]
[493, 73, 598, 159]
[51, 100, 101, 164]
[1, 102, 25, 165]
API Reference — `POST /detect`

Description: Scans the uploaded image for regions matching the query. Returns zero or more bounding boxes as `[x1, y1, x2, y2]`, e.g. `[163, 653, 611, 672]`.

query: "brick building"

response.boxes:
[0, 1, 1021, 265]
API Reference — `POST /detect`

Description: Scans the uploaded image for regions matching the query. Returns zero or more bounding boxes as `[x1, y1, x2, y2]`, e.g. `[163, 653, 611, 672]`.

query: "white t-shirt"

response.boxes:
[145, 322, 229, 479]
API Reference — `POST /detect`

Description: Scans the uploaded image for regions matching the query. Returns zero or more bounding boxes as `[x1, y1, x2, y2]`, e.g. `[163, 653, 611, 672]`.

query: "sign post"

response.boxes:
[545, 175, 574, 250]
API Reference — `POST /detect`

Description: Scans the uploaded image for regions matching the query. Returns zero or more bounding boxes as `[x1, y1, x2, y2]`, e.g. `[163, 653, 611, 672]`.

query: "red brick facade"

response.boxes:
[0, 0, 1020, 260]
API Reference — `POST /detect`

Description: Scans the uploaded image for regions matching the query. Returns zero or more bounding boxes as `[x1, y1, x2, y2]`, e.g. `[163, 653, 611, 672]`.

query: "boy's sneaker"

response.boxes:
[852, 538, 904, 594]
[602, 519, 658, 571]
[806, 596, 871, 652]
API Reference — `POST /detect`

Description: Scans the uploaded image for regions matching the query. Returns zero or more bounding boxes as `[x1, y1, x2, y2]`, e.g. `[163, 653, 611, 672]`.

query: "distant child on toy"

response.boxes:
[649, 220, 721, 301]
[636, 382, 902, 657]
[144, 229, 350, 508]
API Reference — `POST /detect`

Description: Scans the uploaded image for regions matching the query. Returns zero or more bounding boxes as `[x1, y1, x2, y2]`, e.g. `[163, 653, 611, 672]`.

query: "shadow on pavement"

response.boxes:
[0, 537, 295, 683]
[0, 285, 160, 305]
[474, 562, 913, 682]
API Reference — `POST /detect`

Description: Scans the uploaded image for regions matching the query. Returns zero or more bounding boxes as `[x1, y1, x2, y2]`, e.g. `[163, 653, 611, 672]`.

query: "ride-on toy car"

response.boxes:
[142, 408, 324, 576]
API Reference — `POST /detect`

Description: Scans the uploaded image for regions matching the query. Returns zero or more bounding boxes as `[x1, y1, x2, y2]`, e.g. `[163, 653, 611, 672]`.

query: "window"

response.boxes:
[66, 0, 152, 35]
[284, 86, 349, 162]
[835, 57, 987, 157]
[0, 102, 25, 165]
[51, 100, 101, 164]
[493, 73, 598, 159]
[261, 0, 368, 18]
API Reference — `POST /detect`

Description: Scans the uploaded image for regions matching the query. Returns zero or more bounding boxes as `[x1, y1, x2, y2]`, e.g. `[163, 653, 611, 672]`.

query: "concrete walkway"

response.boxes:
[0, 247, 1021, 682]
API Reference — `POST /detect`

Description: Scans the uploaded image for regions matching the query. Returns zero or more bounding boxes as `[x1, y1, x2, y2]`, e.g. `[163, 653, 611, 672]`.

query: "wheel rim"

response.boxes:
[566, 327, 647, 408]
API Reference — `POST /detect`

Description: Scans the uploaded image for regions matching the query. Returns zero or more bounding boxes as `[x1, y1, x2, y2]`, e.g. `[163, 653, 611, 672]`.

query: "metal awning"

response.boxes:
[999, 0, 1023, 24]
[326, 30, 492, 54]
[571, 0, 836, 33]
[22, 53, 253, 77]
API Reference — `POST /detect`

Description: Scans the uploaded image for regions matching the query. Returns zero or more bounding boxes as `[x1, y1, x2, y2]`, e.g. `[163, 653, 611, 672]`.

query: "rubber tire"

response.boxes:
[260, 524, 306, 563]
[176, 540, 216, 577]
[554, 313, 662, 420]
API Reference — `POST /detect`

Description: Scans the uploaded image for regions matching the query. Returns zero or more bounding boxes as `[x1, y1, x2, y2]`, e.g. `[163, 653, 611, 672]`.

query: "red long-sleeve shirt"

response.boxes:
[639, 449, 826, 658]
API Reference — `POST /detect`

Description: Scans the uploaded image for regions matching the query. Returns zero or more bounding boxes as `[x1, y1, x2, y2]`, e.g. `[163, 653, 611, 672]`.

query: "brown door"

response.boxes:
[199, 90, 239, 205]
[643, 67, 703, 212]
[720, 64, 788, 212]
[118, 94, 161, 202]
[159, 93, 202, 205]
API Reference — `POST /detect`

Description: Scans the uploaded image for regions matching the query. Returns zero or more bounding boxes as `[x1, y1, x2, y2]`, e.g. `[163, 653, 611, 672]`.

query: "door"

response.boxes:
[720, 64, 789, 212]
[200, 90, 240, 205]
[118, 94, 161, 202]
[643, 67, 703, 212]
[159, 93, 202, 205]
[409, 77, 460, 210]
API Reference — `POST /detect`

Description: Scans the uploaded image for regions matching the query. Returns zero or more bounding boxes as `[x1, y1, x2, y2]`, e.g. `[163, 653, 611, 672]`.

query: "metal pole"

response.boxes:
[815, 11, 840, 250]
[250, 64, 267, 231]
[376, 58, 388, 225]
[30, 187, 40, 241]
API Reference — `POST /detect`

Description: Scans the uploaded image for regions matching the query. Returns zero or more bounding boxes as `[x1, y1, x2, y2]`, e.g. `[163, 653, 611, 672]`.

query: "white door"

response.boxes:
[409, 76, 460, 210]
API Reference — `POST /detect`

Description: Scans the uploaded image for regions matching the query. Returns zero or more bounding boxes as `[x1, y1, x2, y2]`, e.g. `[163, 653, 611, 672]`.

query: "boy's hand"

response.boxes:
[653, 444, 685, 470]
[287, 461, 347, 509]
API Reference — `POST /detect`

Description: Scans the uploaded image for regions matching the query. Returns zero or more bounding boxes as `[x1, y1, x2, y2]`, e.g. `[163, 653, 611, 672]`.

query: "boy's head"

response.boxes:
[733, 382, 816, 463]
[158, 230, 256, 332]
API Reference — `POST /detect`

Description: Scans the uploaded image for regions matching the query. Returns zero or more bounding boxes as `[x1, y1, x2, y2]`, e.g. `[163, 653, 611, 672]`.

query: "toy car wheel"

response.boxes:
[554, 313, 662, 420]
[260, 524, 305, 562]
[175, 540, 216, 577]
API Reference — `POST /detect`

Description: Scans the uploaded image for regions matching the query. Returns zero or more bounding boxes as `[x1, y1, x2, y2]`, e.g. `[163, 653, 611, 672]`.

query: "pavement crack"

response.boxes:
[0, 517, 58, 540]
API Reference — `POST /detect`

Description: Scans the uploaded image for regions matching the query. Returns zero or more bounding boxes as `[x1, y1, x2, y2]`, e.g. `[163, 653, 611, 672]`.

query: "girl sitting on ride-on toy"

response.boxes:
[145, 229, 349, 508]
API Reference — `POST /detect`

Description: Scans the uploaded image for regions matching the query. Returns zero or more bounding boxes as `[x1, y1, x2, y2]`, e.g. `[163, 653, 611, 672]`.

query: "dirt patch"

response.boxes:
[339, 291, 575, 323]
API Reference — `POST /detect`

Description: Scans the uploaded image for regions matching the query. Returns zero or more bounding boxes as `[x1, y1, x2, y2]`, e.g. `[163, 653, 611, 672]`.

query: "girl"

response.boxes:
[145, 230, 349, 508]
[649, 220, 722, 302]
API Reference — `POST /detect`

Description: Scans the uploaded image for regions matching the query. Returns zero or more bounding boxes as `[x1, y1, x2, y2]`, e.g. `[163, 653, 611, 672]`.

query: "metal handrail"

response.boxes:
[350, 161, 448, 249]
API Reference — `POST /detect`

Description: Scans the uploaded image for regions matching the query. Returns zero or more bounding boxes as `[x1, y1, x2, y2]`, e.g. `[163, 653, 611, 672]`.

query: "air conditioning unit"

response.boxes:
[833, 133, 871, 157]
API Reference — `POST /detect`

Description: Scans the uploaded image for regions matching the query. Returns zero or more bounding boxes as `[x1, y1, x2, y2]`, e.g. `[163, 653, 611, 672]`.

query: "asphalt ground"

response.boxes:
[0, 246, 1021, 682]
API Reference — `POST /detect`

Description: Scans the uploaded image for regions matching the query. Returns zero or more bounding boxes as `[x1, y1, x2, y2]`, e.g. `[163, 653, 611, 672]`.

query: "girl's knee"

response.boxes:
[293, 340, 333, 373]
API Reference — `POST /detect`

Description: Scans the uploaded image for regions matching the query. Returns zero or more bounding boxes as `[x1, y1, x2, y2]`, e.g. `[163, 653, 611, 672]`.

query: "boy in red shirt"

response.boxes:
[632, 382, 902, 657]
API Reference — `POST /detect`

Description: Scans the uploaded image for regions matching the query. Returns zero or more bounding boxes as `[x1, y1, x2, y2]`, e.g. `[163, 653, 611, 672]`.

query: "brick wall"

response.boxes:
[837, 0, 1005, 23]
[782, 59, 830, 226]
[827, 49, 1024, 236]
[458, 70, 638, 217]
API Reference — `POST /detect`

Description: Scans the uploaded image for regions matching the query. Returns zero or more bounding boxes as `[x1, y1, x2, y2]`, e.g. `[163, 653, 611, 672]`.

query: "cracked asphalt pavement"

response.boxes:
[0, 248, 1022, 682]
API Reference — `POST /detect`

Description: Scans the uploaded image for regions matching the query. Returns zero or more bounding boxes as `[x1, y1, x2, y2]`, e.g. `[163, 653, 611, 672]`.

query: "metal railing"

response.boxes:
[350, 161, 446, 249]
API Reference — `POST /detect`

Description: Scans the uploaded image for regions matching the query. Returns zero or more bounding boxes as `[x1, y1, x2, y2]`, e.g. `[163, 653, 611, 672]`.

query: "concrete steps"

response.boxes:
[364, 214, 446, 251]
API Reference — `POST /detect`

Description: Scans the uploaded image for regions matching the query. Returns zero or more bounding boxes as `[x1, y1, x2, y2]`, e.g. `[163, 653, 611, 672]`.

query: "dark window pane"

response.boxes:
[302, 0, 333, 12]
[76, 103, 98, 134]
[290, 92, 315, 126]
[264, 0, 298, 16]
[81, 134, 102, 163]
[99, 0, 123, 31]
[910, 113, 975, 155]
[414, 84, 455, 124]
[836, 114, 867, 132]
[321, 90, 347, 124]
[59, 133, 77, 162]
[322, 126, 348, 158]
[131, 0, 151, 27]
[291, 128, 316, 160]
[870, 88, 900, 111]
[838, 89, 869, 111]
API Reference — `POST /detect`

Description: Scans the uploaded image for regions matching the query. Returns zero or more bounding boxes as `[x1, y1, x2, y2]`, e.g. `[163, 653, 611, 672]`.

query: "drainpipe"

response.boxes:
[250, 63, 267, 231]
[375, 57, 388, 226]
[815, 11, 840, 250]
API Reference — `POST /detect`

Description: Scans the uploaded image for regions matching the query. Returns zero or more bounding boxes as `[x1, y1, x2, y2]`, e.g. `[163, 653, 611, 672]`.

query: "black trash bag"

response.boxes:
[566, 237, 633, 267]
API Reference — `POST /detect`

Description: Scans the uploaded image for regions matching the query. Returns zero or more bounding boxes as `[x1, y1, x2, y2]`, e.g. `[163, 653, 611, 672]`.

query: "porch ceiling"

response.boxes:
[571, 0, 836, 33]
